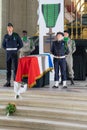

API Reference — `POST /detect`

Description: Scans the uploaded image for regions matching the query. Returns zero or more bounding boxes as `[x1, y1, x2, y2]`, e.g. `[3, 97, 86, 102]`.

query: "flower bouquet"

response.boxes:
[5, 103, 16, 116]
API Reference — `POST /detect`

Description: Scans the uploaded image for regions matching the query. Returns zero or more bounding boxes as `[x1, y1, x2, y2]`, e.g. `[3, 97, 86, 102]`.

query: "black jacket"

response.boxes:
[51, 40, 69, 56]
[2, 32, 23, 53]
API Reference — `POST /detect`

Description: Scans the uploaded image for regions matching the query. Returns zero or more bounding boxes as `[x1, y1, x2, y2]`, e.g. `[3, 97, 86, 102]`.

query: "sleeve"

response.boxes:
[50, 42, 54, 55]
[72, 40, 76, 53]
[2, 36, 6, 50]
[17, 34, 23, 50]
[64, 42, 69, 55]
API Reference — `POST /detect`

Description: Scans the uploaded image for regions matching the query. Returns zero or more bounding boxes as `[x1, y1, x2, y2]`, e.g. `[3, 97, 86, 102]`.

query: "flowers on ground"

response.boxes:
[5, 103, 16, 116]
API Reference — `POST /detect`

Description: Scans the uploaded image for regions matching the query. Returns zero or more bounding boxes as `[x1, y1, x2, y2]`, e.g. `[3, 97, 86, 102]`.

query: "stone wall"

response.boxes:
[0, 0, 38, 69]
[2, 0, 38, 38]
[0, 48, 6, 69]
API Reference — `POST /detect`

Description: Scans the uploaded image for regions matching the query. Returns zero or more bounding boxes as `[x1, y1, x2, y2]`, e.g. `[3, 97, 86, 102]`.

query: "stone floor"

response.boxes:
[0, 70, 87, 130]
[0, 70, 87, 93]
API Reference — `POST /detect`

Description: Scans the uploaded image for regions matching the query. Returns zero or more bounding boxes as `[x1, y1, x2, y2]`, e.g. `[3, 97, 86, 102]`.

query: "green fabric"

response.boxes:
[64, 38, 69, 54]
[64, 37, 69, 43]
[42, 4, 60, 27]
[22, 36, 27, 42]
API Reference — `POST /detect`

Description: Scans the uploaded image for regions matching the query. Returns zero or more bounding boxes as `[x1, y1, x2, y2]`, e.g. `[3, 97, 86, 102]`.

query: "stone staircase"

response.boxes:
[0, 88, 87, 130]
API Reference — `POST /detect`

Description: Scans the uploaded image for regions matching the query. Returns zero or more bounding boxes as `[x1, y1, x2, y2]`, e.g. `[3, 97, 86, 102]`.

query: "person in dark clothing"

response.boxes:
[51, 32, 69, 88]
[2, 23, 23, 87]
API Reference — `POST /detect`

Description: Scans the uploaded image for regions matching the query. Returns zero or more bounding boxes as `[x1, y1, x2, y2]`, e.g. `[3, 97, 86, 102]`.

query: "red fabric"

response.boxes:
[15, 56, 40, 87]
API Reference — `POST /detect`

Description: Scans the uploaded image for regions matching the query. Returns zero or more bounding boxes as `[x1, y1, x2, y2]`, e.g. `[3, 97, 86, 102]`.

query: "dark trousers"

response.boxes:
[6, 52, 18, 82]
[54, 58, 67, 81]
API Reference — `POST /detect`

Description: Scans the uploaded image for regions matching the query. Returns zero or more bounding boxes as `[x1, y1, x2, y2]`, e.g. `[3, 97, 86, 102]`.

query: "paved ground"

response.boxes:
[0, 70, 87, 93]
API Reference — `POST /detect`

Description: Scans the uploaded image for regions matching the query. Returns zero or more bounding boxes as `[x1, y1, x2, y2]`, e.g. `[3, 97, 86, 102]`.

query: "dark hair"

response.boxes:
[22, 30, 27, 33]
[7, 23, 13, 27]
[56, 32, 64, 36]
[64, 30, 69, 34]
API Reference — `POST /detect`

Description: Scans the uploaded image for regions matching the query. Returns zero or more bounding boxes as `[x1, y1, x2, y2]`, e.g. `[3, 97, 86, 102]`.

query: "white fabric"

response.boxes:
[63, 81, 66, 86]
[6, 48, 17, 50]
[37, 55, 49, 73]
[37, 56, 42, 73]
[14, 81, 27, 95]
[28, 55, 50, 74]
[55, 81, 59, 86]
[53, 55, 65, 59]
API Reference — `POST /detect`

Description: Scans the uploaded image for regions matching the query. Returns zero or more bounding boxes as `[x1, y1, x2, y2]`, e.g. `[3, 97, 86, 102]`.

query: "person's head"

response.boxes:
[7, 23, 13, 35]
[64, 30, 69, 38]
[22, 30, 27, 36]
[56, 32, 64, 41]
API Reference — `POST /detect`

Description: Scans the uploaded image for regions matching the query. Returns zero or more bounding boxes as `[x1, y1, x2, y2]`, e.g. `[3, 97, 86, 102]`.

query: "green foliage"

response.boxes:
[6, 103, 16, 116]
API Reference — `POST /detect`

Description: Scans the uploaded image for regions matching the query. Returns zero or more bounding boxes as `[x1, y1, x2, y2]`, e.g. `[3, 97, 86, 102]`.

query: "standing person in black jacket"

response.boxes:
[51, 32, 69, 88]
[2, 23, 23, 87]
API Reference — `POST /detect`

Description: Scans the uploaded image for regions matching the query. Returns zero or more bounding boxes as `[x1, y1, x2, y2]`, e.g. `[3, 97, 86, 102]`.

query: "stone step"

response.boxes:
[0, 126, 29, 130]
[0, 96, 87, 112]
[1, 89, 87, 129]
[1, 105, 87, 122]
[1, 89, 87, 102]
[0, 116, 87, 130]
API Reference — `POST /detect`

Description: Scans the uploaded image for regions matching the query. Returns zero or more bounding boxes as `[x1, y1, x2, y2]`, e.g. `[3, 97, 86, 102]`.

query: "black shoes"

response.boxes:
[63, 86, 67, 89]
[52, 85, 59, 88]
[4, 82, 11, 87]
[52, 85, 67, 89]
